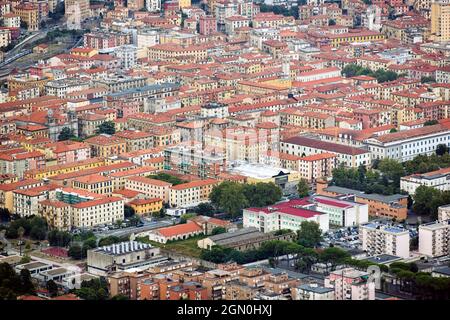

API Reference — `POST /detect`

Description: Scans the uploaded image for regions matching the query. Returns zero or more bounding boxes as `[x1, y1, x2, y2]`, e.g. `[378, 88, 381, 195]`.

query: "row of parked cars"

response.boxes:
[322, 226, 361, 248]
[71, 218, 144, 234]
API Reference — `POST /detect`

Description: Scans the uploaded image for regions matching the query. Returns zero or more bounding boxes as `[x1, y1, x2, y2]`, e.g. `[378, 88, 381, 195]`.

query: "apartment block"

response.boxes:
[169, 179, 218, 208]
[400, 167, 450, 195]
[431, 0, 450, 41]
[419, 220, 450, 257]
[280, 135, 371, 168]
[71, 196, 125, 229]
[359, 223, 410, 258]
[324, 268, 375, 300]
[125, 176, 172, 202]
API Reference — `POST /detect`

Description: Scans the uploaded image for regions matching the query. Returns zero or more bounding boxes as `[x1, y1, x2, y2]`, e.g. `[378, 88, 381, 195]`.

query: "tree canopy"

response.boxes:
[342, 64, 402, 83]
[297, 179, 310, 198]
[58, 127, 76, 141]
[0, 263, 35, 300]
[209, 181, 282, 217]
[74, 278, 109, 300]
[413, 186, 450, 218]
[96, 121, 116, 135]
[297, 221, 323, 248]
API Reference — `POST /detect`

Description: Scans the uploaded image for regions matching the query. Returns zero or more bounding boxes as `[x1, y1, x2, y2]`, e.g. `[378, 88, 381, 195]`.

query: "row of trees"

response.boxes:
[71, 277, 128, 300]
[403, 152, 450, 176]
[5, 217, 47, 241]
[68, 232, 128, 260]
[331, 159, 405, 196]
[332, 149, 450, 200]
[58, 120, 117, 141]
[201, 221, 323, 264]
[259, 1, 307, 20]
[342, 64, 404, 83]
[200, 238, 386, 274]
[387, 261, 450, 299]
[209, 181, 282, 217]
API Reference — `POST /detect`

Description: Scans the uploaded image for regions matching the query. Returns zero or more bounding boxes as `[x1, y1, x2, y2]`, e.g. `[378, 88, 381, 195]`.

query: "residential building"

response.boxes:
[359, 223, 410, 258]
[431, 0, 450, 42]
[129, 198, 163, 216]
[292, 283, 335, 300]
[71, 196, 125, 228]
[125, 176, 172, 202]
[169, 179, 218, 208]
[280, 135, 371, 168]
[400, 167, 450, 195]
[324, 268, 375, 300]
[418, 220, 450, 257]
[85, 135, 127, 157]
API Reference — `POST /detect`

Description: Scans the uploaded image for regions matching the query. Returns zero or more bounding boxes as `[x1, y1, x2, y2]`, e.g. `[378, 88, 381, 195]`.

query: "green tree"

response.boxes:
[19, 269, 35, 295]
[297, 221, 322, 248]
[378, 158, 405, 188]
[68, 245, 84, 260]
[30, 225, 46, 240]
[328, 19, 336, 26]
[96, 121, 116, 135]
[211, 227, 226, 235]
[297, 179, 310, 198]
[242, 182, 282, 207]
[157, 207, 166, 218]
[413, 185, 441, 216]
[421, 76, 435, 84]
[209, 181, 248, 217]
[436, 144, 449, 156]
[46, 280, 58, 297]
[75, 278, 109, 300]
[98, 236, 121, 247]
[0, 208, 11, 222]
[195, 202, 215, 216]
[124, 205, 135, 218]
[320, 247, 350, 271]
[19, 255, 31, 264]
[47, 230, 72, 247]
[58, 127, 75, 141]
[424, 120, 439, 126]
[148, 173, 187, 185]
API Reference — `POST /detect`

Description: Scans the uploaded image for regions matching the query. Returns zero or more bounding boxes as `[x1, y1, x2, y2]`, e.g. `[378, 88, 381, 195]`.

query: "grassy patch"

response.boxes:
[136, 235, 206, 258]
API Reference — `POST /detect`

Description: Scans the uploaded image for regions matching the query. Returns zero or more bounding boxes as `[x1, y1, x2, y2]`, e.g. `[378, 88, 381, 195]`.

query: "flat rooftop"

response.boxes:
[228, 162, 290, 179]
[325, 185, 407, 204]
[364, 254, 402, 264]
[94, 241, 152, 255]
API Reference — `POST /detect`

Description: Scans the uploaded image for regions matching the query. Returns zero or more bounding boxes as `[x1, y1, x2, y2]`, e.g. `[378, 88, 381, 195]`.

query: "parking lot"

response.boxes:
[322, 222, 419, 250]
[322, 226, 361, 249]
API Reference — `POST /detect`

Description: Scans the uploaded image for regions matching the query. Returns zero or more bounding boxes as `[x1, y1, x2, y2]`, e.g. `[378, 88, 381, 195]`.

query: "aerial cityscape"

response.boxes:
[0, 0, 450, 303]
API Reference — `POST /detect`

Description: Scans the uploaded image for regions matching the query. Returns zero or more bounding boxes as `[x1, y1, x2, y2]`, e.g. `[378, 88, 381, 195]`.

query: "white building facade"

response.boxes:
[359, 223, 410, 258]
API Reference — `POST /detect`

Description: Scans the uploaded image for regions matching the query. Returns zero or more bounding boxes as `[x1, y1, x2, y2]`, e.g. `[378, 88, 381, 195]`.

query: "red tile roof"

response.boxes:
[71, 196, 123, 209]
[156, 221, 203, 238]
